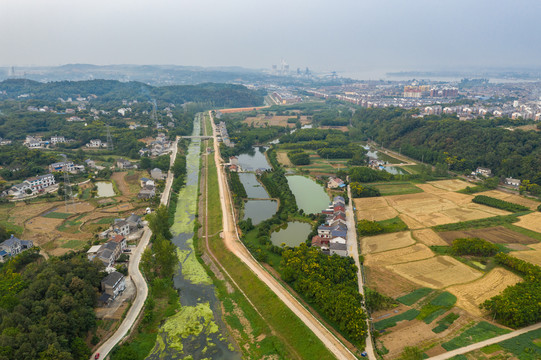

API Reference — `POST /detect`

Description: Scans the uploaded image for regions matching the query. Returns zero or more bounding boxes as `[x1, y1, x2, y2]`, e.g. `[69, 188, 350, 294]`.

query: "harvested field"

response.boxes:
[384, 192, 509, 227]
[276, 151, 293, 167]
[438, 226, 538, 245]
[514, 212, 541, 233]
[243, 114, 310, 128]
[510, 248, 541, 266]
[364, 243, 434, 266]
[477, 190, 540, 210]
[399, 214, 425, 230]
[365, 265, 418, 298]
[428, 179, 472, 192]
[447, 268, 522, 316]
[413, 229, 448, 246]
[361, 231, 415, 254]
[389, 256, 483, 288]
[354, 197, 398, 221]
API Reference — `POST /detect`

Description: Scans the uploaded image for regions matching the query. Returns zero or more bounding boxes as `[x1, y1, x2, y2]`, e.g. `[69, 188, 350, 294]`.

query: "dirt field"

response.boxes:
[384, 191, 509, 227]
[510, 248, 541, 266]
[447, 268, 522, 316]
[389, 256, 483, 288]
[276, 151, 293, 167]
[364, 243, 434, 266]
[428, 179, 472, 192]
[361, 231, 416, 254]
[478, 190, 540, 210]
[365, 265, 418, 298]
[514, 212, 541, 233]
[243, 114, 311, 128]
[354, 197, 398, 221]
[412, 229, 448, 246]
[438, 226, 539, 245]
[380, 310, 475, 360]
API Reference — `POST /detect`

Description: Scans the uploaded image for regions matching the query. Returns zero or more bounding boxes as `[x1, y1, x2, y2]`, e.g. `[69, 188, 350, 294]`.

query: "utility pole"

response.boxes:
[106, 123, 114, 151]
[60, 154, 75, 212]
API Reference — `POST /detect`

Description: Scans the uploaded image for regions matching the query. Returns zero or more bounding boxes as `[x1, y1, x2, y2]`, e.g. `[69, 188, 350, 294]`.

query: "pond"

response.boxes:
[238, 173, 269, 198]
[243, 200, 278, 225]
[381, 166, 409, 175]
[270, 221, 312, 247]
[237, 146, 271, 171]
[95, 182, 115, 197]
[286, 175, 330, 214]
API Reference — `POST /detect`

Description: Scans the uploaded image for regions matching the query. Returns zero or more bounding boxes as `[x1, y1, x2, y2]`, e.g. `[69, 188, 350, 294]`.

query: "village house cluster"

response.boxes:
[88, 214, 143, 267]
[23, 135, 73, 148]
[5, 173, 56, 198]
[311, 196, 349, 257]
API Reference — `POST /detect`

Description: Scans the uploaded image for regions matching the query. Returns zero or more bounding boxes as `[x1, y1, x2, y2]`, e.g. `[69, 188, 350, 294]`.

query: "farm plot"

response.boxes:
[438, 226, 538, 245]
[364, 243, 434, 266]
[428, 179, 472, 192]
[365, 265, 418, 298]
[447, 268, 523, 316]
[361, 231, 415, 254]
[389, 256, 483, 288]
[243, 114, 310, 128]
[514, 212, 541, 233]
[478, 190, 540, 210]
[276, 151, 292, 167]
[413, 229, 448, 246]
[354, 197, 398, 221]
[385, 192, 509, 227]
[368, 182, 423, 196]
[510, 248, 541, 266]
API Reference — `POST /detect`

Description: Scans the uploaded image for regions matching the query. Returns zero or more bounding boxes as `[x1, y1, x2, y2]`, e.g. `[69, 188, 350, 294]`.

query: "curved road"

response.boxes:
[91, 138, 179, 360]
[210, 112, 357, 360]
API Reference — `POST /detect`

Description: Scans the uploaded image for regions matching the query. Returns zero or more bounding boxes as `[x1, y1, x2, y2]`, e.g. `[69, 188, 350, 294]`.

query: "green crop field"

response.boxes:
[442, 322, 510, 351]
[369, 182, 424, 196]
[374, 309, 420, 331]
[42, 211, 72, 219]
[397, 288, 433, 306]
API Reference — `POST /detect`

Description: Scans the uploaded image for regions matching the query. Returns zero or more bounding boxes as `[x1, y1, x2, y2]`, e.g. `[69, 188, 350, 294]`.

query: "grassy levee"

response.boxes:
[205, 151, 337, 360]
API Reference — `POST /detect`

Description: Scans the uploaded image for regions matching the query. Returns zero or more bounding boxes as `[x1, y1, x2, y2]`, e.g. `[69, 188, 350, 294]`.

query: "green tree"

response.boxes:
[148, 205, 172, 240]
[400, 346, 423, 360]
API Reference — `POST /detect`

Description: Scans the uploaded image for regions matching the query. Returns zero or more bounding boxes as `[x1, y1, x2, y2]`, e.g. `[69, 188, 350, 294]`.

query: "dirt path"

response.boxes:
[111, 172, 130, 198]
[210, 111, 357, 360]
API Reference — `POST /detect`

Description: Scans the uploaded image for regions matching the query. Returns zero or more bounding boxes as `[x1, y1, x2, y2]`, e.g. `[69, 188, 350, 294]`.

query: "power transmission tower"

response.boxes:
[60, 154, 75, 212]
[106, 123, 114, 151]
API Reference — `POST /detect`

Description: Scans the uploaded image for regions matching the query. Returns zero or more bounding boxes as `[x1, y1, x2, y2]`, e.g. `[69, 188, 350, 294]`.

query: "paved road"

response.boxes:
[210, 111, 357, 360]
[91, 139, 179, 360]
[346, 185, 376, 359]
[426, 321, 541, 360]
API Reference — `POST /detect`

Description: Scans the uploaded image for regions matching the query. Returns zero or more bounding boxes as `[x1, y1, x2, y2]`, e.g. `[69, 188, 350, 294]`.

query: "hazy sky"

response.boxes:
[1, 0, 540, 76]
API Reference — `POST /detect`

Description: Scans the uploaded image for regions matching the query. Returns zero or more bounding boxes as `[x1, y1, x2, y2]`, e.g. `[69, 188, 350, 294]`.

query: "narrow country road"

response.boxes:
[346, 185, 376, 359]
[91, 138, 179, 360]
[210, 111, 357, 360]
[426, 322, 541, 360]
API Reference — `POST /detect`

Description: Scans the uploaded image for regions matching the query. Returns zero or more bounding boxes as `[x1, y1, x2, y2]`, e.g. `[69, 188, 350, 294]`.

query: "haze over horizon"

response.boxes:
[1, 0, 540, 77]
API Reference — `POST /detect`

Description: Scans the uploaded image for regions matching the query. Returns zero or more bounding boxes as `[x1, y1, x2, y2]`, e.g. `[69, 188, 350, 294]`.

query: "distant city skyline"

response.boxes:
[1, 0, 541, 76]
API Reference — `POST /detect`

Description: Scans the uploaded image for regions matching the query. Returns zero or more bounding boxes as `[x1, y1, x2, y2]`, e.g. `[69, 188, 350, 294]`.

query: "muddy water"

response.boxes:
[147, 113, 240, 360]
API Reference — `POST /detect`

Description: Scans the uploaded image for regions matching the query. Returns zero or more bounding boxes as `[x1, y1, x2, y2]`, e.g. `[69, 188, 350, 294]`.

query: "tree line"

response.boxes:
[481, 253, 541, 328]
[281, 244, 367, 345]
[0, 251, 103, 360]
[350, 107, 541, 183]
